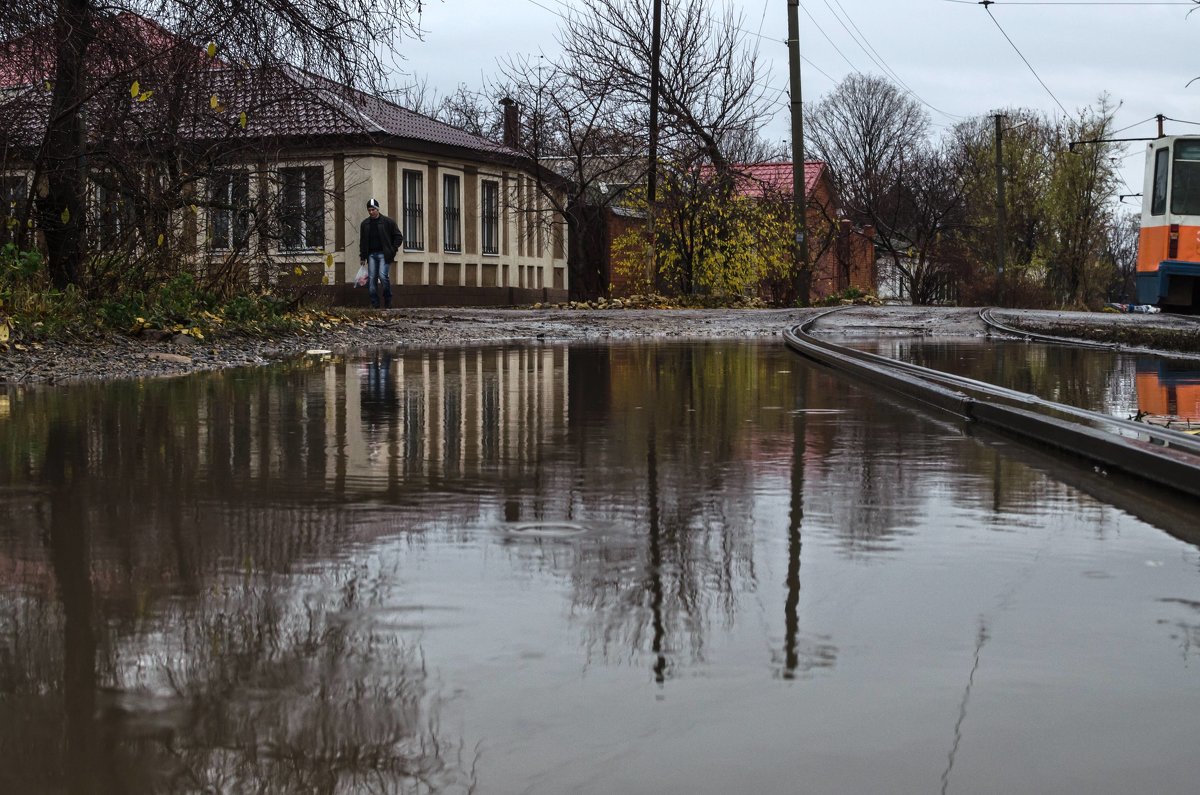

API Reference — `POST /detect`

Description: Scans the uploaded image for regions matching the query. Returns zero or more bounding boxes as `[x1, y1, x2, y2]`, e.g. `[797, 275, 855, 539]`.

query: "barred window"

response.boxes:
[403, 170, 424, 250]
[481, 180, 499, 255]
[91, 173, 137, 248]
[443, 174, 461, 253]
[279, 166, 324, 250]
[209, 171, 250, 250]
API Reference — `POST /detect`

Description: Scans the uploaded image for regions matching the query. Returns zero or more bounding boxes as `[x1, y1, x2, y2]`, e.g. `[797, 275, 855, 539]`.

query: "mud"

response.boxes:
[2, 305, 1196, 385]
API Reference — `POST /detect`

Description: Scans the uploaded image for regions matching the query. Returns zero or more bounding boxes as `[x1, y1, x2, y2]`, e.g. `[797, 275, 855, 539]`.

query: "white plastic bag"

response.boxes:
[354, 263, 368, 288]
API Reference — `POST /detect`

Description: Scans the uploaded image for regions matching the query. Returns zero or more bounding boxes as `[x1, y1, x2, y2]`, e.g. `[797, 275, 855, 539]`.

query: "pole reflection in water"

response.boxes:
[1, 340, 1199, 793]
[783, 370, 804, 679]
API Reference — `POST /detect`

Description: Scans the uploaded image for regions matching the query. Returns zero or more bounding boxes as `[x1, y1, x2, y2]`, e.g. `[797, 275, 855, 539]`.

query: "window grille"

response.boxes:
[403, 170, 424, 250]
[280, 166, 324, 250]
[481, 180, 499, 255]
[443, 174, 461, 253]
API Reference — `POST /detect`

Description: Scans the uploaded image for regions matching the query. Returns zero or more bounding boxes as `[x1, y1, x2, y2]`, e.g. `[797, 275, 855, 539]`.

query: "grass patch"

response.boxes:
[0, 244, 349, 347]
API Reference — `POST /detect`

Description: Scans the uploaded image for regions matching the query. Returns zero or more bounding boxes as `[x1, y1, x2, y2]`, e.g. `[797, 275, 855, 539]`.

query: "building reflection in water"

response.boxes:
[4, 340, 1198, 792]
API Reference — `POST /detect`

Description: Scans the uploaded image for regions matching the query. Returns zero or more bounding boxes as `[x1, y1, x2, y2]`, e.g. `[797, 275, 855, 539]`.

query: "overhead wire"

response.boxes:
[520, 0, 573, 24]
[821, 0, 965, 120]
[945, 1, 1194, 5]
[819, 0, 909, 90]
[798, 4, 861, 74]
[1108, 115, 1157, 136]
[981, 3, 1070, 116]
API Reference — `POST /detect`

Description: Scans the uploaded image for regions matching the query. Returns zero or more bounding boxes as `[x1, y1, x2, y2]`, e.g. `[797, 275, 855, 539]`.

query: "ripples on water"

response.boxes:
[0, 340, 1198, 793]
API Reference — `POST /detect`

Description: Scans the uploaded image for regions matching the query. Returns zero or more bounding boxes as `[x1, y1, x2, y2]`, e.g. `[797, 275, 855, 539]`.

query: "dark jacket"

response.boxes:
[359, 214, 404, 262]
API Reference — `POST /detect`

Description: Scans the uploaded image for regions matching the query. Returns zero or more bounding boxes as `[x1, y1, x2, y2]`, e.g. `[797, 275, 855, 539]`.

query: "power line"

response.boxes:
[820, 0, 965, 120]
[799, 4, 861, 74]
[801, 55, 837, 84]
[946, 1, 1194, 5]
[1109, 115, 1157, 136]
[981, 3, 1070, 116]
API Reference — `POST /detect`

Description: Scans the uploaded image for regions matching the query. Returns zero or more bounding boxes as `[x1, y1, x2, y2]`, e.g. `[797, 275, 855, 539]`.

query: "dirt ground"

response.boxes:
[2, 304, 1197, 385]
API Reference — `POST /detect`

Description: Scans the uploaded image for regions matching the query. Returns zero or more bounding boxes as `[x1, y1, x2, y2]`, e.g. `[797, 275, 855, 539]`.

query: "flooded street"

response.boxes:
[1, 340, 1199, 793]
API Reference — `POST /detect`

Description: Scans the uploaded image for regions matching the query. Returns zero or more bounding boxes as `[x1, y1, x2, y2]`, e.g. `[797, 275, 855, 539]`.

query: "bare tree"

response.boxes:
[558, 0, 774, 171]
[494, 0, 775, 299]
[496, 52, 648, 298]
[807, 74, 967, 304]
[1104, 211, 1139, 303]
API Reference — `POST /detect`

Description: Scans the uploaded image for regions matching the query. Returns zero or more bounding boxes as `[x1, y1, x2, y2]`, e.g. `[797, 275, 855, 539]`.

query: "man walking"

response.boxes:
[359, 198, 404, 309]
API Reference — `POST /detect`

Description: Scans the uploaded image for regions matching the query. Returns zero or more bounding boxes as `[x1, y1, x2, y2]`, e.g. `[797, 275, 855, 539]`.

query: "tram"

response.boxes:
[1137, 135, 1200, 312]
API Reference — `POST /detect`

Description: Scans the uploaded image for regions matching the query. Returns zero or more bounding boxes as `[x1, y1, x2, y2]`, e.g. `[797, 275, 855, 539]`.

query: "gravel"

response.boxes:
[2, 305, 1196, 385]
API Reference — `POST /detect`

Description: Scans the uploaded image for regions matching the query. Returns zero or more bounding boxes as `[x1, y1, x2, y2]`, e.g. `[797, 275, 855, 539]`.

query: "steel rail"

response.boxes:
[978, 307, 1120, 349]
[784, 310, 1200, 500]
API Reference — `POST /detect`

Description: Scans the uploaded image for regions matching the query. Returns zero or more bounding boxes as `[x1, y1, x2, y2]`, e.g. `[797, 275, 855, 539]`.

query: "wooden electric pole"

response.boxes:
[993, 112, 1007, 305]
[787, 0, 810, 305]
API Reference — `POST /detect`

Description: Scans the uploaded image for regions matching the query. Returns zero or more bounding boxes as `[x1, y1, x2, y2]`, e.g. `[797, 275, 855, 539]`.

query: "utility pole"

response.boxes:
[787, 0, 810, 305]
[1157, 113, 1165, 139]
[646, 0, 663, 288]
[993, 112, 1007, 305]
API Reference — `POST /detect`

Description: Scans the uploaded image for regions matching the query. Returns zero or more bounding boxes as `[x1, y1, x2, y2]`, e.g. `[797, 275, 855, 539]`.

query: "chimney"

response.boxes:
[501, 97, 520, 149]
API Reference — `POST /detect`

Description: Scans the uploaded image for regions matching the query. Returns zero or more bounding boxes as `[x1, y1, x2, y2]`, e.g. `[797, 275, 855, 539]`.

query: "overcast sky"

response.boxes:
[395, 0, 1200, 208]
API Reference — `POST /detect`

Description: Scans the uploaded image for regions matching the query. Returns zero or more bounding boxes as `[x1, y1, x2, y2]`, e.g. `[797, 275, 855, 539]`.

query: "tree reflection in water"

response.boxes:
[1, 551, 469, 792]
[0, 367, 469, 792]
[557, 344, 840, 680]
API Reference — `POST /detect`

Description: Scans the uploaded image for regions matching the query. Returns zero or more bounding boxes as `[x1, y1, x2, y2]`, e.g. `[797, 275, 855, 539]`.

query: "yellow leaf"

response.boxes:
[138, 90, 153, 102]
[207, 41, 218, 58]
[322, 275, 330, 285]
[0, 323, 8, 344]
[189, 204, 198, 214]
[156, 233, 165, 246]
[130, 80, 140, 98]
[210, 94, 219, 109]
[60, 207, 70, 224]
[325, 253, 333, 268]
[239, 111, 247, 128]
[43, 80, 52, 91]
[294, 266, 303, 276]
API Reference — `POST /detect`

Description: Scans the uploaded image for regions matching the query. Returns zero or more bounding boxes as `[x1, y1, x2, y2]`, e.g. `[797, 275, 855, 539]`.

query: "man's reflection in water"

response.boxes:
[360, 352, 398, 442]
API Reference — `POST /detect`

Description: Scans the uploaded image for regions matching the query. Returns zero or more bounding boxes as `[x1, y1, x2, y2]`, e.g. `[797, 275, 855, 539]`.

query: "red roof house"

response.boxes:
[717, 161, 877, 303]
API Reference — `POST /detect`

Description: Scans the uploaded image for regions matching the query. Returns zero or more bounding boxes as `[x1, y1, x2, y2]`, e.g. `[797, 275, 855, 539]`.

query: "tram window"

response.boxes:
[1152, 148, 1169, 215]
[1171, 140, 1200, 216]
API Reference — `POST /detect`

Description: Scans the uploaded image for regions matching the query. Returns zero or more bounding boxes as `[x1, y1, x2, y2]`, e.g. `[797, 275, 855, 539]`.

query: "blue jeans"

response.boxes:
[367, 252, 391, 308]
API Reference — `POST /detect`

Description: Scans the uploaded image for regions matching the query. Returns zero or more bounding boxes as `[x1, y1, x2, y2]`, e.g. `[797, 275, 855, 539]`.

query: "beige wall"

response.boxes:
[198, 147, 569, 293]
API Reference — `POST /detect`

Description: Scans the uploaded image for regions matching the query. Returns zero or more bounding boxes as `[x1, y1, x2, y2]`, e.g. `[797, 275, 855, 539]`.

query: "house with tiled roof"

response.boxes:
[722, 161, 877, 302]
[0, 13, 568, 306]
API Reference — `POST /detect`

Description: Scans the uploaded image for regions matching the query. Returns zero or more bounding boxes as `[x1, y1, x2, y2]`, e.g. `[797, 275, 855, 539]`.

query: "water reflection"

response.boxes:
[1136, 358, 1200, 431]
[871, 338, 1200, 432]
[1, 341, 1199, 792]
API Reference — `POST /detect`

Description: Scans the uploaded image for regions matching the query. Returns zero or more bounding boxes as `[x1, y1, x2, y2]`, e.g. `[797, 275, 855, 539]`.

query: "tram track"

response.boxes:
[785, 309, 1200, 500]
[978, 307, 1119, 349]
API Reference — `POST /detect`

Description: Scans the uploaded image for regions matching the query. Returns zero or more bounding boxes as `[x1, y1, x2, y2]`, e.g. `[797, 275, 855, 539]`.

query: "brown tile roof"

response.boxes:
[0, 13, 516, 159]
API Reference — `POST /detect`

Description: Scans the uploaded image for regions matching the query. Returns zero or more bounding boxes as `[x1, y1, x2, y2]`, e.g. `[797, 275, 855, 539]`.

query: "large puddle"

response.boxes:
[1, 340, 1198, 793]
